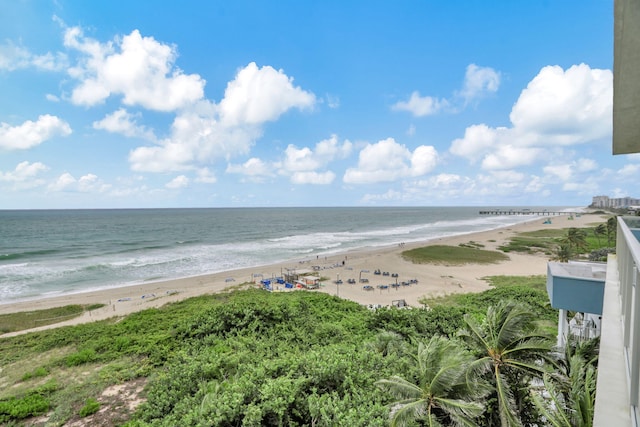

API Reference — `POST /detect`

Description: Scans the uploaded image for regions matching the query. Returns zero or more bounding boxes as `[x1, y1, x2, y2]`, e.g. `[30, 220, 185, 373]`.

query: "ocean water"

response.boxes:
[0, 207, 571, 304]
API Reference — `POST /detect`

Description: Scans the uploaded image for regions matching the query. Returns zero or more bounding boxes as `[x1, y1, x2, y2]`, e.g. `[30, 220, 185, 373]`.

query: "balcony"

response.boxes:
[547, 261, 606, 348]
[593, 216, 640, 426]
[547, 261, 606, 315]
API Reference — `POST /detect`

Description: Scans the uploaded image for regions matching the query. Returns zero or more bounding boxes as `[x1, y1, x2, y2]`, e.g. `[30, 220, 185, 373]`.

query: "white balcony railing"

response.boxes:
[597, 217, 640, 426]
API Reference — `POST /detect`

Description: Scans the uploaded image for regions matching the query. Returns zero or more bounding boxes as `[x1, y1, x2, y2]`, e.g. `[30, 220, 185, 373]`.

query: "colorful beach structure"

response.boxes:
[260, 270, 320, 291]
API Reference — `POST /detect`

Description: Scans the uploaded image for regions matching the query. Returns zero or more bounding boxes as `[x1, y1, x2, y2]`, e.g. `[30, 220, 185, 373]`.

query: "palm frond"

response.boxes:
[531, 373, 572, 427]
[376, 376, 424, 400]
[433, 396, 485, 418]
[495, 373, 522, 427]
[389, 398, 430, 427]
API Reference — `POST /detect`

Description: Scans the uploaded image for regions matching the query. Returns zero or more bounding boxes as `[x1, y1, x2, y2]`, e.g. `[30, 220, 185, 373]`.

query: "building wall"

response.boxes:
[547, 274, 605, 315]
[591, 195, 640, 208]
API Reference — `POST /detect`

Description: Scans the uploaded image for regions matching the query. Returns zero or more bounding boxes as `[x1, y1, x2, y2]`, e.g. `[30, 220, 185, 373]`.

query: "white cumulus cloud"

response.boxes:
[450, 63, 612, 171]
[392, 91, 448, 117]
[0, 161, 49, 189]
[129, 63, 317, 173]
[617, 163, 640, 178]
[49, 172, 77, 191]
[411, 145, 438, 176]
[510, 64, 612, 143]
[458, 64, 501, 104]
[48, 172, 107, 192]
[166, 175, 189, 189]
[343, 138, 438, 184]
[219, 62, 315, 126]
[450, 124, 505, 162]
[195, 168, 217, 184]
[93, 108, 155, 140]
[64, 27, 205, 111]
[481, 145, 542, 170]
[282, 135, 351, 173]
[274, 135, 351, 184]
[393, 64, 500, 116]
[544, 164, 573, 181]
[0, 115, 72, 150]
[226, 158, 273, 179]
[291, 171, 335, 185]
[0, 41, 68, 71]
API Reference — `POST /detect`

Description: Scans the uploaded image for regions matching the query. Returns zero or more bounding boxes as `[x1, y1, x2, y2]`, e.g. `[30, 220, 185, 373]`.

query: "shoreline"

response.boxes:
[0, 212, 605, 336]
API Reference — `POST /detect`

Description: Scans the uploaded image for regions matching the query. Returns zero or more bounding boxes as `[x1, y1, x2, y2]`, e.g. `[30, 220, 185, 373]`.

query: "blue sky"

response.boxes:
[0, 0, 630, 209]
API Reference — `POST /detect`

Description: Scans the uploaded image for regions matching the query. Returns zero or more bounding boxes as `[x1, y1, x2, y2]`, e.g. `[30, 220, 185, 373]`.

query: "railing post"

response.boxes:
[557, 309, 567, 348]
[621, 227, 634, 347]
[630, 266, 640, 406]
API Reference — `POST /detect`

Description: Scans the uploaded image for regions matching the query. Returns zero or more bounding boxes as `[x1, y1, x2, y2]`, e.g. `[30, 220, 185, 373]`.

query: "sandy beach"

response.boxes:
[0, 212, 605, 336]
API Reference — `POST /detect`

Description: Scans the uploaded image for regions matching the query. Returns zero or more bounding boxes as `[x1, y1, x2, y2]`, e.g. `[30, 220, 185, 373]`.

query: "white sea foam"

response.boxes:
[0, 207, 569, 304]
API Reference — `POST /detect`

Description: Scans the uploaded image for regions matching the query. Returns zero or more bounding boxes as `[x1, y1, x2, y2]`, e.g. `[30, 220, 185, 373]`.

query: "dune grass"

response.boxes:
[401, 244, 510, 265]
[497, 228, 566, 254]
[0, 304, 105, 334]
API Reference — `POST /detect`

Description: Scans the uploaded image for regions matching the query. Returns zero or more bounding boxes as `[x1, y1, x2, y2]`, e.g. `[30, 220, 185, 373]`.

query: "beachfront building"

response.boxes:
[590, 195, 640, 209]
[591, 195, 610, 208]
[546, 1, 640, 424]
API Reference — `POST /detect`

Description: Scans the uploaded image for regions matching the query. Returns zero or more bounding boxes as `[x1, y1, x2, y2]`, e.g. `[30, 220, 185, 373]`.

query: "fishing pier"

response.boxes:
[478, 209, 580, 216]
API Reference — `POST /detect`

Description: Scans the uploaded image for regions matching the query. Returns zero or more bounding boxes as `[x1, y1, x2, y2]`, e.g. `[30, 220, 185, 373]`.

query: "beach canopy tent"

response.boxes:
[295, 279, 319, 289]
[284, 268, 314, 283]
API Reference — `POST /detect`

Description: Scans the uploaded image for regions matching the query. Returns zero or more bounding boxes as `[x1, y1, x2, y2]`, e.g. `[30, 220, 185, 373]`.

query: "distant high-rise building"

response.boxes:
[591, 195, 640, 208]
[592, 195, 610, 207]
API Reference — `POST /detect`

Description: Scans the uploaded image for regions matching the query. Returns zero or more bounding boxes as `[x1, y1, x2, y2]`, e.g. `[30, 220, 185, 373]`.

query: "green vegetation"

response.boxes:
[376, 336, 486, 426]
[79, 398, 100, 417]
[496, 218, 618, 264]
[401, 245, 510, 265]
[459, 301, 555, 426]
[458, 240, 485, 248]
[400, 220, 613, 264]
[533, 337, 599, 427]
[0, 379, 57, 424]
[420, 275, 557, 329]
[498, 228, 565, 254]
[0, 271, 576, 426]
[0, 220, 611, 425]
[0, 304, 105, 333]
[20, 366, 49, 382]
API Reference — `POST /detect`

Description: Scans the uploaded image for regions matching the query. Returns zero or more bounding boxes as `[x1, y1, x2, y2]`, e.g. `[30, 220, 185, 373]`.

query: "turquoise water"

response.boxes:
[0, 207, 571, 303]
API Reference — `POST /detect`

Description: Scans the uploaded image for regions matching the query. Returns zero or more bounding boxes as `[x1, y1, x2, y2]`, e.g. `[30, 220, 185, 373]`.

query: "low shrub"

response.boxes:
[79, 398, 100, 417]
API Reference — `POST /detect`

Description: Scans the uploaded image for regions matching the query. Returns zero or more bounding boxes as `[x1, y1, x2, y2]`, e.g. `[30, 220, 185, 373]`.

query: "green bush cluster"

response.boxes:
[0, 380, 57, 423]
[1, 278, 560, 426]
[79, 398, 100, 417]
[20, 366, 49, 381]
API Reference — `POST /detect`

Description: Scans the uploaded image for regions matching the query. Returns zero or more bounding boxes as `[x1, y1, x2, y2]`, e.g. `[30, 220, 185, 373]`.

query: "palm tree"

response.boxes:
[551, 244, 573, 263]
[533, 336, 599, 427]
[376, 335, 487, 427]
[458, 301, 555, 427]
[366, 330, 407, 357]
[559, 336, 599, 376]
[532, 355, 597, 427]
[562, 228, 588, 254]
[606, 216, 617, 246]
[593, 224, 606, 247]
